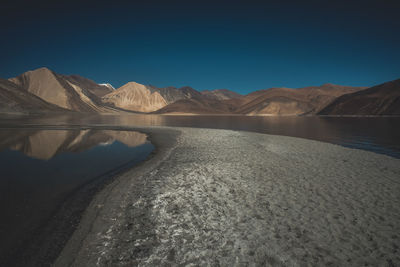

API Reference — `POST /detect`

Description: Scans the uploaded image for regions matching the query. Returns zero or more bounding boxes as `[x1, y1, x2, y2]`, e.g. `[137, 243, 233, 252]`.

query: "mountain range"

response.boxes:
[1, 67, 399, 116]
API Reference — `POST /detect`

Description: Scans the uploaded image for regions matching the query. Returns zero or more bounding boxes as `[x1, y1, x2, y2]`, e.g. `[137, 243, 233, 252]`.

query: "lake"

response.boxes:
[1, 114, 399, 158]
[0, 128, 154, 266]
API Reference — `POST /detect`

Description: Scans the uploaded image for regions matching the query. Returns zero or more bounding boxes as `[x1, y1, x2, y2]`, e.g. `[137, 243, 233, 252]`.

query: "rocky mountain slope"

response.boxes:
[99, 83, 115, 91]
[230, 84, 365, 116]
[102, 82, 168, 113]
[0, 78, 68, 114]
[318, 79, 400, 115]
[9, 68, 115, 113]
[201, 89, 242, 100]
[156, 84, 365, 115]
[64, 75, 114, 98]
[102, 83, 213, 112]
[153, 96, 237, 114]
[150, 86, 202, 104]
[2, 67, 398, 116]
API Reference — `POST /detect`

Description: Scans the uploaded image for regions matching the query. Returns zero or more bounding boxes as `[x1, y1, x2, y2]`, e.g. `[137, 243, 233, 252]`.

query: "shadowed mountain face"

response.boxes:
[9, 68, 115, 113]
[156, 84, 365, 115]
[318, 79, 400, 115]
[63, 75, 114, 98]
[0, 78, 67, 114]
[201, 89, 242, 100]
[229, 84, 365, 116]
[153, 96, 237, 114]
[148, 86, 190, 104]
[103, 83, 207, 112]
[2, 67, 399, 115]
[150, 85, 203, 103]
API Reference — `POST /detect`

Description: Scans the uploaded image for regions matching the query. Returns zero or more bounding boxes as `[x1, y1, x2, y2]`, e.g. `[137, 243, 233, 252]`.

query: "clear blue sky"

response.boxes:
[1, 0, 399, 94]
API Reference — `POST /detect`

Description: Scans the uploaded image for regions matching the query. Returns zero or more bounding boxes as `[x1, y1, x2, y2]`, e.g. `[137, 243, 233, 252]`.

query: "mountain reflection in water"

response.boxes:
[3, 114, 398, 158]
[0, 129, 149, 160]
[0, 129, 153, 265]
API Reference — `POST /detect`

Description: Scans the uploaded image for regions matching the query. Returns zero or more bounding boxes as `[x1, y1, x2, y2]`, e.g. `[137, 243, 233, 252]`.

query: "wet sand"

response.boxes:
[56, 127, 400, 266]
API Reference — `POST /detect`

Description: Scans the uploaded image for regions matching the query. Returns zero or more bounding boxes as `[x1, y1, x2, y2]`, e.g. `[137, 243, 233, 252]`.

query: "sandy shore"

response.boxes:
[56, 127, 400, 266]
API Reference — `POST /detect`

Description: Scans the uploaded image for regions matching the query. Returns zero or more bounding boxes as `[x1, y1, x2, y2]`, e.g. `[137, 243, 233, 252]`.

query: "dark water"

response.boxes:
[1, 114, 399, 158]
[0, 128, 153, 265]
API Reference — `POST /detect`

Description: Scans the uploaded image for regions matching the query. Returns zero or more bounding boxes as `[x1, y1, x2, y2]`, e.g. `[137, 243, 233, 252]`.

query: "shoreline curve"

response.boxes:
[56, 127, 400, 266]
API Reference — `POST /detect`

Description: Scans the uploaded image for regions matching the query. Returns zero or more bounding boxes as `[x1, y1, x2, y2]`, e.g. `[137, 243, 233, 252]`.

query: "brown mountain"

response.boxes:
[153, 96, 236, 114]
[5, 67, 205, 114]
[5, 67, 397, 116]
[178, 86, 203, 98]
[201, 89, 242, 100]
[155, 84, 364, 115]
[102, 83, 203, 112]
[149, 85, 202, 103]
[231, 84, 365, 115]
[318, 79, 400, 115]
[102, 82, 168, 112]
[9, 67, 114, 112]
[147, 86, 188, 103]
[0, 78, 67, 114]
[63, 74, 114, 97]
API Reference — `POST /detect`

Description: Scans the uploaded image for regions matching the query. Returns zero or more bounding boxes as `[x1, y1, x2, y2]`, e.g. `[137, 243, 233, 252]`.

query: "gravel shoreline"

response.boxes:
[56, 127, 400, 266]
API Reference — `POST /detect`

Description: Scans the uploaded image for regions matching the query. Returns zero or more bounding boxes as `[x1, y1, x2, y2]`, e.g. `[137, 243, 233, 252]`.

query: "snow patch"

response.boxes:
[99, 83, 115, 90]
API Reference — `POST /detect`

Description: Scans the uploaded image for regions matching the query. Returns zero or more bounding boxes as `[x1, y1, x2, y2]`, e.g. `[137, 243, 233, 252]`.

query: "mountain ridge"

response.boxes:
[318, 79, 400, 115]
[0, 78, 69, 114]
[9, 67, 116, 113]
[1, 67, 399, 116]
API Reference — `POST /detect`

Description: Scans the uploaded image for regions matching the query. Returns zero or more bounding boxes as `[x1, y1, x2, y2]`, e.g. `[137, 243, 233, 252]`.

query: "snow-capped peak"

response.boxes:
[99, 83, 115, 90]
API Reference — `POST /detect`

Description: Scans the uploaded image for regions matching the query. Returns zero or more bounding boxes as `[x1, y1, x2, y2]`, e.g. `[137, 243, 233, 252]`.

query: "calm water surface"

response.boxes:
[0, 128, 153, 265]
[1, 114, 399, 158]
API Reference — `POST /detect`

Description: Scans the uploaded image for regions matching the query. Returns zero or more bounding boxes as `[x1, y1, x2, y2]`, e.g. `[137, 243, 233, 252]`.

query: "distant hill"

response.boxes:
[2, 67, 398, 116]
[147, 85, 202, 104]
[153, 96, 237, 114]
[64, 75, 114, 97]
[231, 84, 365, 116]
[0, 78, 67, 114]
[102, 82, 167, 113]
[201, 89, 242, 100]
[318, 79, 400, 115]
[9, 67, 116, 113]
[156, 84, 365, 115]
[103, 83, 206, 112]
[150, 87, 241, 114]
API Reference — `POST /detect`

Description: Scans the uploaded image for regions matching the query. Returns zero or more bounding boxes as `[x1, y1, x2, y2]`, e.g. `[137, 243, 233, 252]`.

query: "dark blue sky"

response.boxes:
[1, 0, 399, 94]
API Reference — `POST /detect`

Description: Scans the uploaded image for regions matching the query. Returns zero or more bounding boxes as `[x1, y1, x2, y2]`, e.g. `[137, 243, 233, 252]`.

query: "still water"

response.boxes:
[0, 128, 153, 265]
[1, 114, 399, 158]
